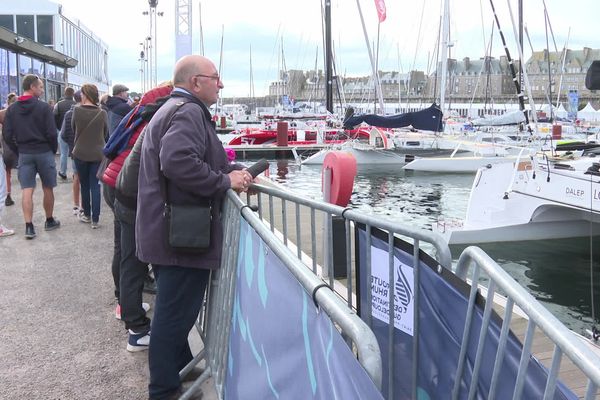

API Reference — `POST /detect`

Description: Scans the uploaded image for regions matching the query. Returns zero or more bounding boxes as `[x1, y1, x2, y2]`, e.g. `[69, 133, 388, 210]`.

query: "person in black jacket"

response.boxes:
[106, 84, 132, 135]
[54, 87, 76, 181]
[60, 91, 82, 215]
[2, 74, 61, 239]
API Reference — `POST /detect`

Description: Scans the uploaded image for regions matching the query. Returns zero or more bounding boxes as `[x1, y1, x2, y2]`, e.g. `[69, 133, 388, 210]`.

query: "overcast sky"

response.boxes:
[55, 0, 599, 98]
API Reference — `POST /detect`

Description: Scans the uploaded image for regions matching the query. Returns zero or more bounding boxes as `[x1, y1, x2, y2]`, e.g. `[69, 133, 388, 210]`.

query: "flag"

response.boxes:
[374, 0, 386, 22]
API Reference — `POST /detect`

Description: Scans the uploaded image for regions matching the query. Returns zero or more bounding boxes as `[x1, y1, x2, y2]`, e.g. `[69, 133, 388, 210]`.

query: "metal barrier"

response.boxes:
[182, 180, 600, 400]
[180, 188, 383, 399]
[243, 182, 453, 400]
[454, 246, 600, 400]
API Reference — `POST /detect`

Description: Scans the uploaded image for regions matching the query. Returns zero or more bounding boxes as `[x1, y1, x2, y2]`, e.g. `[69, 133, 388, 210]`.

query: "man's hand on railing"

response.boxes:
[229, 170, 253, 193]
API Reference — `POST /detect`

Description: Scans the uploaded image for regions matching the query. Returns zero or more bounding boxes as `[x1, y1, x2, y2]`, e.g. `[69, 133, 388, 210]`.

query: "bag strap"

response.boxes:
[75, 108, 103, 143]
[157, 99, 190, 206]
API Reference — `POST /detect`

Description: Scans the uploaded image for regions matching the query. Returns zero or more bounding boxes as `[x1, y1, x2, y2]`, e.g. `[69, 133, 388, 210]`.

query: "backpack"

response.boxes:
[103, 104, 146, 160]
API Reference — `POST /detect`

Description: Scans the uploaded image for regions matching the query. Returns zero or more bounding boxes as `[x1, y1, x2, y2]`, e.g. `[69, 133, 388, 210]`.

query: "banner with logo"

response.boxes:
[225, 220, 383, 400]
[355, 224, 576, 400]
[568, 89, 579, 120]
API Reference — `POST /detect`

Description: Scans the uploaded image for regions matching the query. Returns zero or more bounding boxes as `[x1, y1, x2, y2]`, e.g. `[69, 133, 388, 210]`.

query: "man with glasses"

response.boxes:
[136, 55, 251, 399]
[3, 74, 61, 239]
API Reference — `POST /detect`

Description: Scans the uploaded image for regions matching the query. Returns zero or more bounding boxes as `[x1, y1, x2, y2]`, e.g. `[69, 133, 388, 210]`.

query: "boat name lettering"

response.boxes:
[566, 187, 584, 197]
[594, 189, 600, 201]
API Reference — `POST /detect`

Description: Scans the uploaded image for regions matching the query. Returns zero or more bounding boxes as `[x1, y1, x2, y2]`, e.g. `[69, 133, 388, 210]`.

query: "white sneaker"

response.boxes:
[79, 214, 91, 223]
[0, 225, 15, 237]
[72, 206, 80, 215]
[91, 221, 99, 229]
[127, 329, 150, 352]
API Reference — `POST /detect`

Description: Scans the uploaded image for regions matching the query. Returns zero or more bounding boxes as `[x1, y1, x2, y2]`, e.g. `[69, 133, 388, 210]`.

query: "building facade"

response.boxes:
[264, 47, 600, 112]
[0, 0, 109, 101]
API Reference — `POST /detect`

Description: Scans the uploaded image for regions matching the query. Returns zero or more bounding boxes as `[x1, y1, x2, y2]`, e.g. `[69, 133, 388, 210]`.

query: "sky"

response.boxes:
[54, 0, 600, 98]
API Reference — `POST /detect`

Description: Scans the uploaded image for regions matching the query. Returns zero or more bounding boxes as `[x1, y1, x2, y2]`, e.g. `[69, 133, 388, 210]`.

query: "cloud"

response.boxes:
[55, 0, 600, 97]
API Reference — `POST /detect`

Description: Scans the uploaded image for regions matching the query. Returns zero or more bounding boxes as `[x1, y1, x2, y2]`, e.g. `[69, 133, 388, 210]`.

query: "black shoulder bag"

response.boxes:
[158, 99, 212, 253]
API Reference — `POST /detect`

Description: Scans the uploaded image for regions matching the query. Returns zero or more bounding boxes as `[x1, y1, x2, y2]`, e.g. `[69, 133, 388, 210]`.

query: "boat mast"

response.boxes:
[198, 1, 204, 56]
[325, 0, 333, 113]
[439, 0, 450, 113]
[488, 0, 533, 132]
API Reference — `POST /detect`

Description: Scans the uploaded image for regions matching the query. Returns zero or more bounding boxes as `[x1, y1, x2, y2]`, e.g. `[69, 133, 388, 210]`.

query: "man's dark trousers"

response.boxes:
[148, 264, 210, 399]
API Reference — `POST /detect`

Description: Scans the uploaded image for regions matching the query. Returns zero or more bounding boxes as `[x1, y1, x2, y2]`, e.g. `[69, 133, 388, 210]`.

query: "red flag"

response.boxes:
[374, 0, 386, 22]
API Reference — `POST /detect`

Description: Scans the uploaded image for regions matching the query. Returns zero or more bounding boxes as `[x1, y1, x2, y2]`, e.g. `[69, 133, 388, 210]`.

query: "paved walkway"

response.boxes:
[1, 170, 157, 399]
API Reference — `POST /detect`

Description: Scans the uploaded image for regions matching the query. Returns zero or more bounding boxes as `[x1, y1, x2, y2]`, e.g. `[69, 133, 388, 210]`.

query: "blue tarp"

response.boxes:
[225, 220, 383, 400]
[343, 103, 444, 132]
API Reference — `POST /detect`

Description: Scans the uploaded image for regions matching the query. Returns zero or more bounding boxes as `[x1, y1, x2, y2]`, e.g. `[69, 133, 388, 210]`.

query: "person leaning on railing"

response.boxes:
[136, 55, 252, 400]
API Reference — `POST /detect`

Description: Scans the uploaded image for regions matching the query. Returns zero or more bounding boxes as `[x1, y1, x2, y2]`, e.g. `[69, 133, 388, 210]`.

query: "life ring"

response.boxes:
[322, 152, 357, 207]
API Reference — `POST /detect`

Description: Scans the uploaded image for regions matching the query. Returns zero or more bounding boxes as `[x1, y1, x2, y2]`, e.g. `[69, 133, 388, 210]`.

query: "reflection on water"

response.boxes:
[263, 159, 600, 334]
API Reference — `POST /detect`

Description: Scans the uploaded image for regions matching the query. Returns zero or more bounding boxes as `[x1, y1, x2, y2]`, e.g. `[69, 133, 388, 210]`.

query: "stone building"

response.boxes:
[258, 47, 600, 109]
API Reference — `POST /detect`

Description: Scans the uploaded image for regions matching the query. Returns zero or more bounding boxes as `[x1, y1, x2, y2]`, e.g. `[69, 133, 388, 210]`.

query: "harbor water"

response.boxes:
[260, 158, 600, 336]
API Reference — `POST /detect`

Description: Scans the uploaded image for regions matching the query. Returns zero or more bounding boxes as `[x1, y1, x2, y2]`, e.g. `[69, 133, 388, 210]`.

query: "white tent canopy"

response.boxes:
[578, 103, 599, 121]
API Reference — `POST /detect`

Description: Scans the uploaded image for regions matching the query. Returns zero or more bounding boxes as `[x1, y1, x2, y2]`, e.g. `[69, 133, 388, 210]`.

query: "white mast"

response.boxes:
[439, 0, 450, 112]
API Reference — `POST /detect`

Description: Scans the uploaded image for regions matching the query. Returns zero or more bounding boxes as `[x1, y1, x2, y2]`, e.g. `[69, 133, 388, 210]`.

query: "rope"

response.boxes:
[589, 172, 596, 335]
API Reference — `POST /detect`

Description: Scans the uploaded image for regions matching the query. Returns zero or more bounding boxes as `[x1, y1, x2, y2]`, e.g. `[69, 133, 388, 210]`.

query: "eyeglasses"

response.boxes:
[194, 74, 221, 82]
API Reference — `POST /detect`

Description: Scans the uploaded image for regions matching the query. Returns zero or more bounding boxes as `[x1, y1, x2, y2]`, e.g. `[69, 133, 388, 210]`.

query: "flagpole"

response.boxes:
[355, 0, 385, 114]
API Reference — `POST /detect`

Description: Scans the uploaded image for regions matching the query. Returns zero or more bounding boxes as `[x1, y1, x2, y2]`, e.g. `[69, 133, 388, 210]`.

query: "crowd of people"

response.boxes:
[0, 55, 255, 400]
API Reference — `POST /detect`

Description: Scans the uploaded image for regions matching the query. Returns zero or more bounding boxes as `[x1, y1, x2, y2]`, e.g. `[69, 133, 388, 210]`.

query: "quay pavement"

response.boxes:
[0, 166, 214, 399]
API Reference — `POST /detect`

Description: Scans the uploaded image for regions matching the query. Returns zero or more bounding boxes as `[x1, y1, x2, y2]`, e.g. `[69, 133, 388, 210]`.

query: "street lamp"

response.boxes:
[142, 0, 163, 89]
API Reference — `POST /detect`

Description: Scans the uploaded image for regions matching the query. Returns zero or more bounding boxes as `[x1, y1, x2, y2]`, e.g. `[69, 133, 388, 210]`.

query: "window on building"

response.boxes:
[8, 51, 17, 93]
[0, 49, 8, 103]
[18, 54, 32, 76]
[46, 63, 56, 80]
[16, 15, 34, 40]
[32, 58, 44, 77]
[0, 15, 14, 31]
[37, 15, 53, 45]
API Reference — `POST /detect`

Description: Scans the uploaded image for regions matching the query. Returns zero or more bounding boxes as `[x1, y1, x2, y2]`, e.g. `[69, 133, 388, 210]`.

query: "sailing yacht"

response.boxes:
[434, 154, 600, 244]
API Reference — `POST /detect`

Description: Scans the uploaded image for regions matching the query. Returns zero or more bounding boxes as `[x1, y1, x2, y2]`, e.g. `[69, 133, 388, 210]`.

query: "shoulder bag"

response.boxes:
[158, 99, 212, 253]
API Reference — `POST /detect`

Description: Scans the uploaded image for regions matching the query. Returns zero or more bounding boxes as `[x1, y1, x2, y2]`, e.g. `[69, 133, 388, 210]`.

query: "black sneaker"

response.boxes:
[25, 224, 36, 239]
[58, 172, 67, 181]
[4, 194, 14, 206]
[44, 218, 61, 231]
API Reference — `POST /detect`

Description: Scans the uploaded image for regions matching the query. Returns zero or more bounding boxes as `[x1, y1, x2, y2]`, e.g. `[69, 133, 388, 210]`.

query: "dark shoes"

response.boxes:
[4, 194, 14, 206]
[44, 218, 61, 231]
[58, 172, 67, 181]
[25, 224, 36, 240]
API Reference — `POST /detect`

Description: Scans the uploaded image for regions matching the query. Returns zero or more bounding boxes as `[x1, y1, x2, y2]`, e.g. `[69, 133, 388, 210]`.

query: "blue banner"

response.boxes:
[225, 220, 383, 400]
[568, 90, 579, 120]
[355, 224, 577, 400]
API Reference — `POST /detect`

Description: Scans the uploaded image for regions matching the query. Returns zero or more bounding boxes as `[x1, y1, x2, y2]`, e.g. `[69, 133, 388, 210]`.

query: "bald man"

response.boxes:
[136, 55, 251, 399]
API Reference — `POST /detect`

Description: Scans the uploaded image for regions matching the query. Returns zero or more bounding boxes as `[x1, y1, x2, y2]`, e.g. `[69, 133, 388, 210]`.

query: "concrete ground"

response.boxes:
[0, 165, 213, 400]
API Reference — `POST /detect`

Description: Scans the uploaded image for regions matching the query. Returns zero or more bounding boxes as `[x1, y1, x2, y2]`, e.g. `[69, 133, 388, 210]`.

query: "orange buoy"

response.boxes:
[322, 152, 357, 207]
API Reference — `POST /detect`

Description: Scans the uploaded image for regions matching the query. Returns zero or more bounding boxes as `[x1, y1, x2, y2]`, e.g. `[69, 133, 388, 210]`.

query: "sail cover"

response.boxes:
[344, 103, 444, 131]
[471, 110, 526, 126]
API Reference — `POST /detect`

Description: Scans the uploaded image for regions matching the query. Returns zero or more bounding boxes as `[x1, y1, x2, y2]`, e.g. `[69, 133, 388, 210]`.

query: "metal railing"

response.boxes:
[182, 179, 600, 400]
[243, 182, 453, 400]
[454, 246, 600, 400]
[181, 188, 383, 399]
